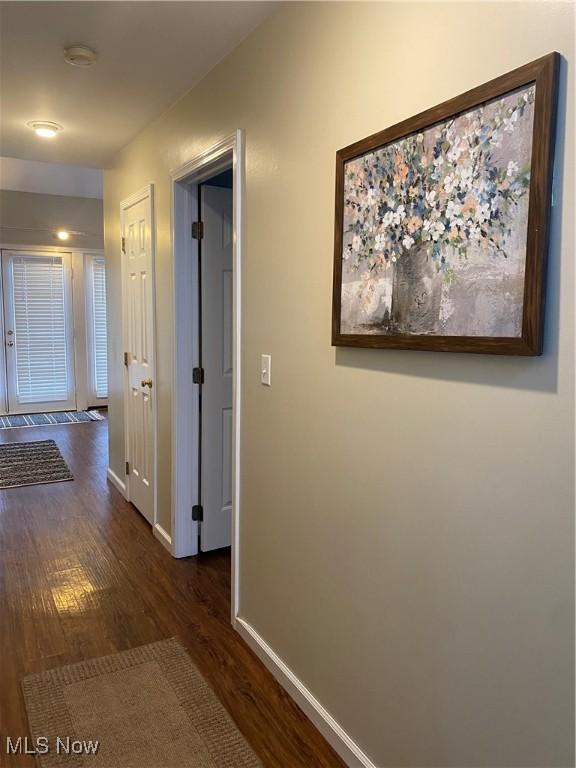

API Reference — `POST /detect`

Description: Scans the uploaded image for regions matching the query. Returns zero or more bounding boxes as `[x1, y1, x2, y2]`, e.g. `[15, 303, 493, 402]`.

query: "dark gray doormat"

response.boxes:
[0, 410, 105, 430]
[0, 439, 73, 489]
[22, 638, 262, 768]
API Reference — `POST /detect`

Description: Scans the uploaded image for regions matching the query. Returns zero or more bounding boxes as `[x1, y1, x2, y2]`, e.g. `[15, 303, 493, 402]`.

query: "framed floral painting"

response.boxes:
[332, 53, 559, 354]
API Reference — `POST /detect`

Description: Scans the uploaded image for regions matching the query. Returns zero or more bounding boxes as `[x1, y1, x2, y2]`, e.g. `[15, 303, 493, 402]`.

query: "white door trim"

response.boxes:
[170, 130, 244, 618]
[119, 184, 158, 531]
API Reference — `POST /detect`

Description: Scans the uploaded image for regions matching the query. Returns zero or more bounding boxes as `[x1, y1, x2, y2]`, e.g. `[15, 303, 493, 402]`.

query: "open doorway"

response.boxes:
[170, 131, 244, 620]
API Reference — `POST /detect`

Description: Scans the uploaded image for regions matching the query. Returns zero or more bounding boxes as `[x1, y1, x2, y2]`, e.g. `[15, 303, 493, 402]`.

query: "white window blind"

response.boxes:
[90, 256, 108, 398]
[11, 254, 70, 403]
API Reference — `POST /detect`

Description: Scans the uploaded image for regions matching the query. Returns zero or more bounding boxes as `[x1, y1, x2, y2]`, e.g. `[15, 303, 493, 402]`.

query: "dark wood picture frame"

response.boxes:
[332, 53, 559, 355]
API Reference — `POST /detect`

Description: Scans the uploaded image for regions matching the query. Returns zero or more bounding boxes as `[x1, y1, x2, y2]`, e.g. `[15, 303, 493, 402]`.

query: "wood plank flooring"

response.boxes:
[0, 420, 345, 768]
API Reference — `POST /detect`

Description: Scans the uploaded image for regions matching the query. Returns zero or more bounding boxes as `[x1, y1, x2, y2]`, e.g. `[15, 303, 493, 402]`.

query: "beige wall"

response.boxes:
[0, 189, 104, 249]
[104, 3, 574, 765]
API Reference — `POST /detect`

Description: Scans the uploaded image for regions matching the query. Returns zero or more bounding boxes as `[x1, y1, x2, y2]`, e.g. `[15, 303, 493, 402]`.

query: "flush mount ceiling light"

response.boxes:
[64, 45, 97, 67]
[56, 230, 70, 241]
[27, 121, 63, 139]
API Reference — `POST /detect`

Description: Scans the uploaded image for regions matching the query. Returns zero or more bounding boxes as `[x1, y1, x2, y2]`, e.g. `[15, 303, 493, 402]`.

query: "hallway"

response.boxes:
[0, 421, 344, 768]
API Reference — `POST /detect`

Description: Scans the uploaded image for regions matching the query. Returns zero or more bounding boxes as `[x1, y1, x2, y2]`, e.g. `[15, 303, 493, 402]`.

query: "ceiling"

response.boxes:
[0, 1, 278, 168]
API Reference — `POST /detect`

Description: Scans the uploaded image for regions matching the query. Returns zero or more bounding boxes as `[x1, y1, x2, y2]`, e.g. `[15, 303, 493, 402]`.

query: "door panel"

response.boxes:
[200, 185, 233, 552]
[1, 250, 76, 414]
[123, 192, 155, 525]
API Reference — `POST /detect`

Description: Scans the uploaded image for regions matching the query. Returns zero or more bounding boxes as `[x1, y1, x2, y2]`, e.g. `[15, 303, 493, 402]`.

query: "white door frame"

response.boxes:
[170, 130, 244, 622]
[119, 184, 158, 530]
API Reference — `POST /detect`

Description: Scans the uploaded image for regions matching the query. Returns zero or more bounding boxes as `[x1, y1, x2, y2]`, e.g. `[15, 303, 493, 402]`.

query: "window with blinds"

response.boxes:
[89, 256, 108, 399]
[11, 254, 71, 403]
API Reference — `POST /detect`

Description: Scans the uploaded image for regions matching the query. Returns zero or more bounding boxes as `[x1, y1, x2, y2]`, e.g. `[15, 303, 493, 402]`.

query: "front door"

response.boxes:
[122, 190, 155, 524]
[1, 250, 76, 414]
[199, 184, 233, 551]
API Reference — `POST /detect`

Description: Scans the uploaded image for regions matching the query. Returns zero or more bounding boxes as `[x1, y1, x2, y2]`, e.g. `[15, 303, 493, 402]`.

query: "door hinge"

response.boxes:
[191, 221, 204, 240]
[125, 461, 130, 475]
[192, 504, 203, 522]
[121, 236, 126, 254]
[192, 367, 204, 384]
[123, 351, 129, 367]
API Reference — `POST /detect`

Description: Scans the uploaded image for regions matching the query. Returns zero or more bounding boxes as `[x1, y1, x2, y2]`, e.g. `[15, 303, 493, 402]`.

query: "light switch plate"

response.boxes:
[260, 354, 271, 386]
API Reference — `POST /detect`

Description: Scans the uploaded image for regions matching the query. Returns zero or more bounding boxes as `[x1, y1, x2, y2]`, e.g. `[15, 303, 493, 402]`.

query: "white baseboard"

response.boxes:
[106, 467, 127, 498]
[234, 617, 376, 768]
[153, 523, 173, 554]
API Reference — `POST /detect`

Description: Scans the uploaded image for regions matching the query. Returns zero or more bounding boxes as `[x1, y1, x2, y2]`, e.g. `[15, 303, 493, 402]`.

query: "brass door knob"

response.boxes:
[141, 378, 153, 388]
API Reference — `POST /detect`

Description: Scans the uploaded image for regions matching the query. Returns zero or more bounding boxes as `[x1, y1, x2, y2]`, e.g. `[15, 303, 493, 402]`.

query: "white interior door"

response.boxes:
[122, 189, 155, 525]
[1, 250, 76, 414]
[200, 185, 233, 552]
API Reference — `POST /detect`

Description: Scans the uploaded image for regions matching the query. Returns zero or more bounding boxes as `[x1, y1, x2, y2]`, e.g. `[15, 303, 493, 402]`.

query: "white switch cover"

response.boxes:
[260, 354, 271, 386]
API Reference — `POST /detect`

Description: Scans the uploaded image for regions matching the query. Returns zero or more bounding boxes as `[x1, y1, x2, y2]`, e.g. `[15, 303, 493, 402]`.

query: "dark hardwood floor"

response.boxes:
[0, 420, 344, 768]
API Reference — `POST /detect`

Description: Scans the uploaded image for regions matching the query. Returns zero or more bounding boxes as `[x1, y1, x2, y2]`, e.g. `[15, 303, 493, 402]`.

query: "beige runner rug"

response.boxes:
[22, 638, 261, 768]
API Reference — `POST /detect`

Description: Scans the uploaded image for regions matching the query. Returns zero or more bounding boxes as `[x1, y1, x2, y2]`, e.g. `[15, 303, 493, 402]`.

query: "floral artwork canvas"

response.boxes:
[341, 86, 534, 337]
[332, 54, 558, 355]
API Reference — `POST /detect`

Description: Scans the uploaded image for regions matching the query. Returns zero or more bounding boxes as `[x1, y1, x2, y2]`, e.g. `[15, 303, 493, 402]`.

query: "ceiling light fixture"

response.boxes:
[64, 45, 98, 67]
[56, 230, 70, 241]
[27, 121, 63, 139]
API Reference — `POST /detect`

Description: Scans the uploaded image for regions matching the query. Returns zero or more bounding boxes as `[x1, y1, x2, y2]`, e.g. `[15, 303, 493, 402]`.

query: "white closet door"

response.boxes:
[2, 250, 76, 414]
[122, 189, 155, 525]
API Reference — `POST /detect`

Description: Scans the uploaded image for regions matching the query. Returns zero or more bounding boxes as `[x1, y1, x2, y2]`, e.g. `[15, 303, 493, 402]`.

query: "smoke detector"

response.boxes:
[64, 45, 97, 67]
